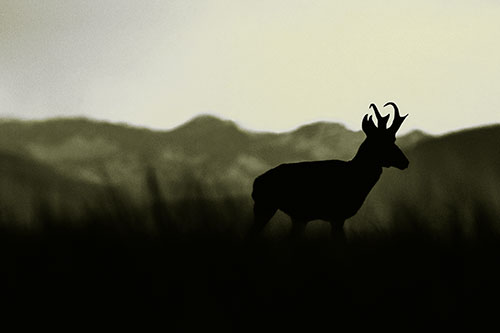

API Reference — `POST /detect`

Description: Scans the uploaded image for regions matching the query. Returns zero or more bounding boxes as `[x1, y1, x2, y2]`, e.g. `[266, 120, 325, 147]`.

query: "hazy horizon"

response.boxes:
[1, 110, 498, 136]
[2, 1, 500, 135]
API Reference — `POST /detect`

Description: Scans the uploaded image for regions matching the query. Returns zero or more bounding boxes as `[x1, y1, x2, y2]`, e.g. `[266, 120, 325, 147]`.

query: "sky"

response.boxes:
[1, 0, 500, 134]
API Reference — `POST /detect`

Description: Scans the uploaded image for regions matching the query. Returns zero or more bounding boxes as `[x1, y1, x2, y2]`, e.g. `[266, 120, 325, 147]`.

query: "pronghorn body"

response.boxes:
[249, 102, 409, 240]
[252, 160, 381, 223]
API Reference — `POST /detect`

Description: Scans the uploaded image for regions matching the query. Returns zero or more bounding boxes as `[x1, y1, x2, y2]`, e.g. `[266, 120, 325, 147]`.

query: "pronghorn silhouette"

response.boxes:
[250, 102, 409, 241]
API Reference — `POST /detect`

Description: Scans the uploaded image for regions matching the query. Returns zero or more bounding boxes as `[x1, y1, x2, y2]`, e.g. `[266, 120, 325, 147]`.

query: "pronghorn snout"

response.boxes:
[394, 154, 409, 170]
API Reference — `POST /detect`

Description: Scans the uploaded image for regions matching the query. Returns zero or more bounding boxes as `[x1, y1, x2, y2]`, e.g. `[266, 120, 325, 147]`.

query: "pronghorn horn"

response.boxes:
[362, 114, 377, 136]
[384, 102, 408, 134]
[369, 103, 390, 129]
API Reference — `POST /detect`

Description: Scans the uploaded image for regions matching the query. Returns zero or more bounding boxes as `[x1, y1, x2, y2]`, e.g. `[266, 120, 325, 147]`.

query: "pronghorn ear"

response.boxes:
[362, 114, 377, 137]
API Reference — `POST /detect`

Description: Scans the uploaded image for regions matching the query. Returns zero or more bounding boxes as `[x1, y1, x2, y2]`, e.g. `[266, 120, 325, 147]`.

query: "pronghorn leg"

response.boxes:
[290, 218, 306, 240]
[247, 202, 277, 239]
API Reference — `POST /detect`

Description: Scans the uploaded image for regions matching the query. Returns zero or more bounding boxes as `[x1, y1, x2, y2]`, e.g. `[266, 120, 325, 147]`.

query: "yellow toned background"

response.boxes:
[1, 0, 499, 134]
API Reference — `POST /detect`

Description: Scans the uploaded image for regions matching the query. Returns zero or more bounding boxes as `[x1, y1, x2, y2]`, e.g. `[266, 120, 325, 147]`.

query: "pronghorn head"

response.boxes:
[361, 102, 409, 170]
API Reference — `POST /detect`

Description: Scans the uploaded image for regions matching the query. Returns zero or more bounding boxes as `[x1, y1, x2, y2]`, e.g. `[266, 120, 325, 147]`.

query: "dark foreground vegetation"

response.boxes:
[1, 180, 500, 332]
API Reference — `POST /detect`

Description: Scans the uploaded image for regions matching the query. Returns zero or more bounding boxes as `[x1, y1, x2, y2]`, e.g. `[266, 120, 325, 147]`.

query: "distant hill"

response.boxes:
[0, 150, 102, 223]
[1, 115, 499, 234]
[0, 115, 430, 199]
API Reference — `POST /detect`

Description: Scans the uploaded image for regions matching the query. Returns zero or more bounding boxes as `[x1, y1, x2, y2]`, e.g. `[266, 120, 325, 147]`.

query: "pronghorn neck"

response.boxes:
[348, 141, 383, 197]
[350, 139, 383, 175]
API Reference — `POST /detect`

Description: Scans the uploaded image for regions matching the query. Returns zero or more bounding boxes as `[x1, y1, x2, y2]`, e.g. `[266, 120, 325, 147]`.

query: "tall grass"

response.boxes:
[0, 170, 499, 331]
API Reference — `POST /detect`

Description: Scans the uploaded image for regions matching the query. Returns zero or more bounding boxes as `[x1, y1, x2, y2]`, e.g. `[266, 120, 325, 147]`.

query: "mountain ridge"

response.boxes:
[0, 115, 498, 229]
[0, 114, 430, 137]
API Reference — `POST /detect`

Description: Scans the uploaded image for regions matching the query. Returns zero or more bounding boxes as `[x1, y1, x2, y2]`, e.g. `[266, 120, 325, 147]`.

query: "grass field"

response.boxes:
[1, 178, 499, 331]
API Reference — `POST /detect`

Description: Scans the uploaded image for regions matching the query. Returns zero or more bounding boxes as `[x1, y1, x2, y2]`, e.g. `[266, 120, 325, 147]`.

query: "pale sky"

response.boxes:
[1, 0, 500, 134]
